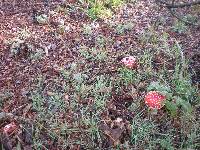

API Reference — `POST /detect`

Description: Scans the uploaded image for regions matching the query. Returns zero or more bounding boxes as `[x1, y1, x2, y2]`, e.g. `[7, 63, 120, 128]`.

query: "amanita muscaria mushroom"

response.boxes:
[144, 91, 166, 109]
[121, 56, 137, 69]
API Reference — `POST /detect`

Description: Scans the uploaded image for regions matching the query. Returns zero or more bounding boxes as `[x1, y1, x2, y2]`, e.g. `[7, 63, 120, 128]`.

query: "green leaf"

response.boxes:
[147, 82, 171, 96]
[176, 96, 193, 114]
[165, 100, 178, 117]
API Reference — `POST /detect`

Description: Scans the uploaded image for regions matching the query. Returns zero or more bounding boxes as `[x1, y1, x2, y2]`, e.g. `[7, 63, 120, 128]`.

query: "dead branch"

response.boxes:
[0, 112, 32, 124]
[156, 0, 200, 8]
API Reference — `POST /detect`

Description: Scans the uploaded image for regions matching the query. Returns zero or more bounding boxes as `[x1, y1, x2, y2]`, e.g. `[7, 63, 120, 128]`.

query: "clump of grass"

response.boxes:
[118, 67, 138, 85]
[131, 115, 156, 149]
[30, 48, 45, 61]
[86, 0, 124, 19]
[116, 22, 134, 34]
[79, 46, 108, 61]
[171, 20, 188, 34]
[92, 75, 112, 111]
[4, 28, 31, 57]
[156, 136, 175, 150]
[36, 14, 49, 24]
[83, 24, 93, 35]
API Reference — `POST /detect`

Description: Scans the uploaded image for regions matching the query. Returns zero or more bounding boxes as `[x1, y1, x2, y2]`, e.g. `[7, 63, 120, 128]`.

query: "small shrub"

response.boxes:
[118, 67, 137, 85]
[36, 14, 49, 24]
[172, 20, 187, 34]
[86, 0, 124, 19]
[116, 22, 134, 34]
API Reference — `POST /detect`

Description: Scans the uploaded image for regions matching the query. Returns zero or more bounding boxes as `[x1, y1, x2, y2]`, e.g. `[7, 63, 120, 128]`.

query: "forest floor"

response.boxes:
[0, 0, 200, 149]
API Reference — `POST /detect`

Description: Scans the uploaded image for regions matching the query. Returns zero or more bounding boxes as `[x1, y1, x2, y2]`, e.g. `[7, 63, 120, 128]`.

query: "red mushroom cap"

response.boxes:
[144, 91, 166, 109]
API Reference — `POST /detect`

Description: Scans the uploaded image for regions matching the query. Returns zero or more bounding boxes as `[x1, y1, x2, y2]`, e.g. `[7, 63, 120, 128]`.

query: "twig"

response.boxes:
[0, 112, 32, 124]
[156, 0, 200, 8]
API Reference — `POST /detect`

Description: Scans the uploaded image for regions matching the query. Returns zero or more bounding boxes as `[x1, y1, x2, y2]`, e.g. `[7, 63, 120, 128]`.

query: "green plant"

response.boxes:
[181, 122, 200, 149]
[139, 49, 154, 73]
[181, 14, 199, 25]
[83, 24, 93, 35]
[91, 47, 108, 61]
[128, 102, 138, 112]
[79, 47, 108, 61]
[147, 81, 171, 96]
[172, 20, 188, 34]
[147, 81, 194, 116]
[36, 14, 49, 24]
[106, 0, 124, 8]
[86, 1, 112, 20]
[116, 22, 134, 34]
[85, 0, 124, 19]
[92, 75, 112, 111]
[9, 39, 25, 56]
[96, 35, 106, 48]
[131, 116, 155, 148]
[146, 41, 198, 116]
[82, 116, 101, 146]
[60, 69, 71, 80]
[47, 93, 67, 112]
[139, 28, 159, 45]
[126, 0, 137, 3]
[30, 48, 45, 61]
[31, 90, 45, 114]
[157, 136, 174, 150]
[79, 46, 93, 59]
[118, 67, 137, 85]
[4, 28, 31, 56]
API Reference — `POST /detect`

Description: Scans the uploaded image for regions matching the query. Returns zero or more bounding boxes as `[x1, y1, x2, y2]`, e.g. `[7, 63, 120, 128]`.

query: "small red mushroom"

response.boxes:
[3, 122, 17, 134]
[144, 91, 166, 109]
[121, 56, 137, 69]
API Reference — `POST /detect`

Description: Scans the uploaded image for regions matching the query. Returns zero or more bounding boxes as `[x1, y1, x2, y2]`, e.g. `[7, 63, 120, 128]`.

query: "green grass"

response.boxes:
[172, 20, 188, 34]
[25, 28, 199, 149]
[85, 0, 124, 19]
[1, 2, 199, 149]
[115, 22, 134, 34]
[131, 115, 156, 148]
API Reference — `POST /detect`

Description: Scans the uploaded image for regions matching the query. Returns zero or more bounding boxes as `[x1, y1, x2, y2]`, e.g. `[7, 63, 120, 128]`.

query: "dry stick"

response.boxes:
[0, 112, 32, 124]
[156, 0, 200, 8]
